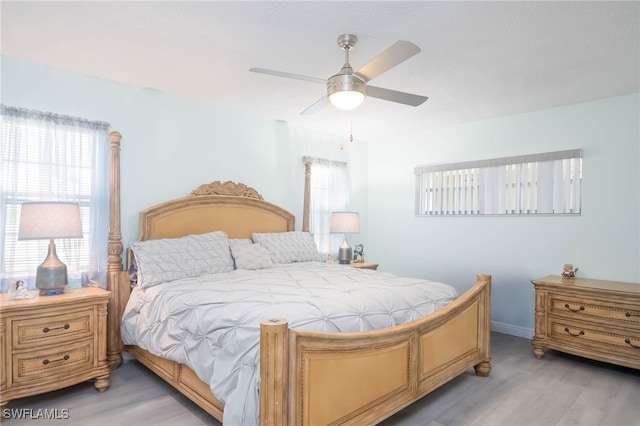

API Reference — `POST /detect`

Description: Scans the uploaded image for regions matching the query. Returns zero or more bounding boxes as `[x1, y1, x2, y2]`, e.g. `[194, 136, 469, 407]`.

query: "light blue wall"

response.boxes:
[367, 93, 640, 336]
[1, 56, 369, 250]
[3, 55, 638, 337]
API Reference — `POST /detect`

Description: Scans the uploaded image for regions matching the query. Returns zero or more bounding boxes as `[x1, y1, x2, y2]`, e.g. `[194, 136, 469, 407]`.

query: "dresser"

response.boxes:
[0, 287, 111, 409]
[531, 275, 640, 370]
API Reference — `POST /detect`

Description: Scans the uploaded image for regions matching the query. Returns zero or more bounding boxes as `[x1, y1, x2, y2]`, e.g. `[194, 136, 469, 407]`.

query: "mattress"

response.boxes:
[121, 261, 457, 425]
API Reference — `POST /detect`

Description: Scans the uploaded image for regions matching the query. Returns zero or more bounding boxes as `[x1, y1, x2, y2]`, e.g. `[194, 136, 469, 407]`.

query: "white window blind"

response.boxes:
[303, 156, 349, 257]
[415, 149, 582, 216]
[1, 105, 110, 291]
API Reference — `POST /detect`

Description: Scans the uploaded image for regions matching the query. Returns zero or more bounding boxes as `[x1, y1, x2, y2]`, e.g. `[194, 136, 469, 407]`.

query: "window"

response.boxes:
[303, 157, 349, 257]
[1, 105, 110, 291]
[415, 149, 582, 216]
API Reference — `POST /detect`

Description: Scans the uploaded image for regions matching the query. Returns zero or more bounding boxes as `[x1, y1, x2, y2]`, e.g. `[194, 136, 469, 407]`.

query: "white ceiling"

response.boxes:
[2, 1, 639, 143]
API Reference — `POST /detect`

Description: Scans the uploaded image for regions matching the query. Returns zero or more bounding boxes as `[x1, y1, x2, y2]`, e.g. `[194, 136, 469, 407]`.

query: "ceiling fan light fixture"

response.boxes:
[328, 74, 366, 110]
[329, 90, 365, 110]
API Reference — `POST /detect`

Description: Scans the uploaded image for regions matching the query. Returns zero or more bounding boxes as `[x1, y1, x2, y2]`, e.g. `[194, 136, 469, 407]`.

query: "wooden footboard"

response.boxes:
[260, 274, 492, 426]
[119, 274, 490, 426]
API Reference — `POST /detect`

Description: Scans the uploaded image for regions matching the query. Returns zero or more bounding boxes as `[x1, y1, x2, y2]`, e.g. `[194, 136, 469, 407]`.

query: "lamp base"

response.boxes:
[35, 240, 68, 295]
[36, 264, 67, 295]
[338, 235, 353, 264]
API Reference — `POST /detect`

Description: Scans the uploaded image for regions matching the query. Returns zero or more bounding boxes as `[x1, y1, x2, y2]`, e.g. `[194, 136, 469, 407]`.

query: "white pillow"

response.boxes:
[252, 231, 321, 264]
[131, 230, 234, 288]
[230, 242, 274, 270]
[228, 238, 253, 251]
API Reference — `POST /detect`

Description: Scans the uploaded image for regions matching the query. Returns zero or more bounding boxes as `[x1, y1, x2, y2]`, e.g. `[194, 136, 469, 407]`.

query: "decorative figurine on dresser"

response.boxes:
[353, 243, 365, 263]
[8, 280, 34, 300]
[531, 275, 640, 370]
[561, 264, 579, 279]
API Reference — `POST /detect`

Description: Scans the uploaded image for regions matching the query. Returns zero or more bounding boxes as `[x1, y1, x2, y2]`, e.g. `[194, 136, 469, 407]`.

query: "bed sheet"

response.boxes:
[121, 262, 457, 425]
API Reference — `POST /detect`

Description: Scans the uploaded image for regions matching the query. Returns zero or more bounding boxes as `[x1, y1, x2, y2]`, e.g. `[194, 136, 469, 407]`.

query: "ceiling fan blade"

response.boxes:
[301, 96, 329, 115]
[249, 68, 326, 85]
[354, 40, 421, 82]
[366, 85, 428, 107]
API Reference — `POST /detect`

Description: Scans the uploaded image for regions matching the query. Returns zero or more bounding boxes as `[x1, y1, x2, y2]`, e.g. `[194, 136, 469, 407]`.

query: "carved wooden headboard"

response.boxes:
[136, 181, 295, 241]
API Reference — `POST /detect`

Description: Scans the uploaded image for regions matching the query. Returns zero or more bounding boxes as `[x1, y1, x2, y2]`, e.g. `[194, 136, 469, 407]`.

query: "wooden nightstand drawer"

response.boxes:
[12, 308, 94, 349]
[549, 295, 640, 324]
[12, 339, 94, 385]
[549, 319, 640, 354]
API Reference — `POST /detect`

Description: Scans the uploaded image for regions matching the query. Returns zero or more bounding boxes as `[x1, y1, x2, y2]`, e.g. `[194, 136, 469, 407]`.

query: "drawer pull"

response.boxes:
[42, 354, 70, 365]
[564, 303, 585, 313]
[625, 312, 640, 318]
[42, 324, 70, 333]
[625, 338, 640, 349]
[564, 327, 585, 337]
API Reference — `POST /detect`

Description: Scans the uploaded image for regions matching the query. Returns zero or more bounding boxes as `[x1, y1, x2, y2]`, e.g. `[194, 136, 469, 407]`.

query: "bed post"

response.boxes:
[260, 318, 289, 426]
[107, 131, 126, 369]
[302, 161, 311, 232]
[473, 273, 492, 377]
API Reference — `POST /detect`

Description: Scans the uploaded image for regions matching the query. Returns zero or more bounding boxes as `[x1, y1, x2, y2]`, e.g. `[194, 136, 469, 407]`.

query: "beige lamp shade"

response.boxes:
[18, 202, 83, 240]
[330, 211, 361, 234]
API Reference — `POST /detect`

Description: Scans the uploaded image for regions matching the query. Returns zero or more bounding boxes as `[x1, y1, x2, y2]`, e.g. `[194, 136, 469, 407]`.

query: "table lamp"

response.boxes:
[330, 211, 360, 264]
[18, 202, 83, 295]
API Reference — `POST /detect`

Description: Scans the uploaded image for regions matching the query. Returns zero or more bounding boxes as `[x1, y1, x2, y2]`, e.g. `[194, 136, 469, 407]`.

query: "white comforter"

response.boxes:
[121, 262, 457, 425]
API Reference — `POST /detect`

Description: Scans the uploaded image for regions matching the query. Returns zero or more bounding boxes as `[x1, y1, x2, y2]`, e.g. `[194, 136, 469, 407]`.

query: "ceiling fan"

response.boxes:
[249, 34, 428, 115]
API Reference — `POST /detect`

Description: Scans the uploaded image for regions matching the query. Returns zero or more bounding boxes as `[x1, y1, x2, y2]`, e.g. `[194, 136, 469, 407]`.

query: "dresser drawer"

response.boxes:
[549, 294, 640, 325]
[12, 308, 94, 349]
[549, 318, 640, 355]
[12, 339, 94, 385]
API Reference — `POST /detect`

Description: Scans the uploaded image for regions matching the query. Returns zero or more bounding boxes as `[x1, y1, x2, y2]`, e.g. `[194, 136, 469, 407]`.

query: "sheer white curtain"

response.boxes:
[304, 157, 349, 258]
[1, 105, 110, 291]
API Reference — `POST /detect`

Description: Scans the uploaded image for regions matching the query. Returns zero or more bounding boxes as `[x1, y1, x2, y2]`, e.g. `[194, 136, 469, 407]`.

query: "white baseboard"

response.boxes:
[491, 321, 534, 339]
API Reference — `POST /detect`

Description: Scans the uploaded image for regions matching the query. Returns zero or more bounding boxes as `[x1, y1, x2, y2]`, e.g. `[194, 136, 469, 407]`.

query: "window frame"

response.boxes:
[415, 149, 583, 216]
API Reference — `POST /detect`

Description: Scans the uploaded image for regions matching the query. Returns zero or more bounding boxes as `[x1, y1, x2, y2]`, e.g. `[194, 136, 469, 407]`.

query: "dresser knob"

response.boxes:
[625, 312, 640, 317]
[42, 324, 70, 333]
[42, 354, 70, 365]
[564, 303, 585, 313]
[564, 327, 585, 337]
[625, 338, 640, 349]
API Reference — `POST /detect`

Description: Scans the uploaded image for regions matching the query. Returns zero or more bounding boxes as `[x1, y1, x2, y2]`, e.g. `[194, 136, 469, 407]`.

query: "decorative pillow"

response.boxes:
[228, 238, 253, 251]
[130, 230, 234, 288]
[252, 231, 322, 264]
[230, 242, 274, 270]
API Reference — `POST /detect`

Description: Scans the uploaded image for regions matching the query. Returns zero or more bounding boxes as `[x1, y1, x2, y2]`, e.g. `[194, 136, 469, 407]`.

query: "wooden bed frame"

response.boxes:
[105, 132, 492, 425]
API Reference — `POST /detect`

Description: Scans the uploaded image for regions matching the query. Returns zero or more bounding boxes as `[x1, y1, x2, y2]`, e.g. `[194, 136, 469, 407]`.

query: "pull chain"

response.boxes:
[339, 114, 354, 150]
[349, 120, 354, 143]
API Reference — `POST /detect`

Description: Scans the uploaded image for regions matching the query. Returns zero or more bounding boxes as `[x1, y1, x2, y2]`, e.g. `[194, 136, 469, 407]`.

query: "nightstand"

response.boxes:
[347, 262, 379, 270]
[0, 287, 111, 409]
